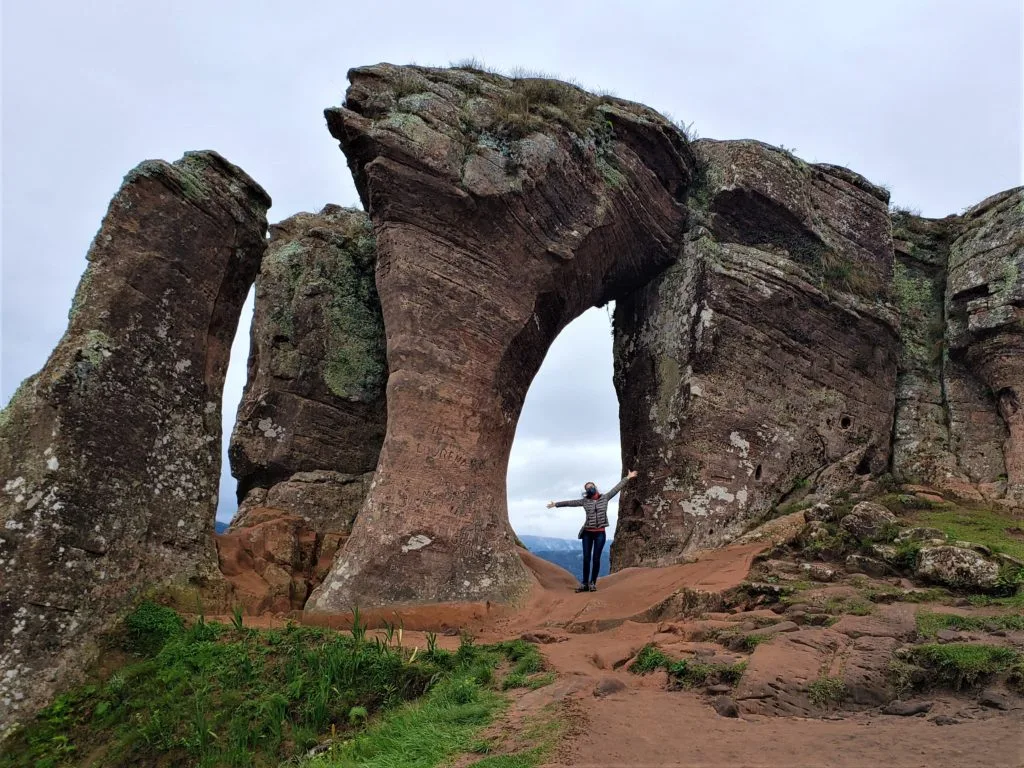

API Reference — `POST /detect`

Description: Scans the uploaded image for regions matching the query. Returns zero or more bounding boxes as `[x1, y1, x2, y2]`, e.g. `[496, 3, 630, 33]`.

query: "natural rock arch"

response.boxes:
[307, 64, 697, 610]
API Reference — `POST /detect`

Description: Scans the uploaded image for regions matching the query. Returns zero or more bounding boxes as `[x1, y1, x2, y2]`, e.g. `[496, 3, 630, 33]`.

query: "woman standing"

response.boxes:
[547, 470, 638, 592]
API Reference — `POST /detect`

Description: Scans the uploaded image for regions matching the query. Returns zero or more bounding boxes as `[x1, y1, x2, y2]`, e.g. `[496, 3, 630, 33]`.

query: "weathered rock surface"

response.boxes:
[0, 152, 269, 726]
[839, 501, 897, 542]
[890, 191, 1024, 505]
[215, 510, 345, 613]
[915, 545, 1001, 591]
[309, 64, 696, 609]
[946, 189, 1024, 503]
[613, 139, 899, 567]
[229, 206, 386, 536]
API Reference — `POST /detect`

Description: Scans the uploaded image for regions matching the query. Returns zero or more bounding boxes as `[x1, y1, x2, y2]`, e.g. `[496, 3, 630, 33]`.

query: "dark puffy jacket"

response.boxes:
[553, 477, 628, 529]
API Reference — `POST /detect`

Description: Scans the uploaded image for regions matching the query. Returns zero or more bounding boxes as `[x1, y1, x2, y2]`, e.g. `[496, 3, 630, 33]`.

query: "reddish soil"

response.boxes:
[225, 540, 1024, 768]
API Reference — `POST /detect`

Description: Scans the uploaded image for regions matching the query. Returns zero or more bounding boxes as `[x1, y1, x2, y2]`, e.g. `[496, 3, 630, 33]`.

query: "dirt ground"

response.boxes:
[214, 539, 1024, 768]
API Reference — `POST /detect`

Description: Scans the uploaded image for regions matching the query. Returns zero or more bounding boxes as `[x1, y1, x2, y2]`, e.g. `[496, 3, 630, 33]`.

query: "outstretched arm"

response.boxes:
[546, 498, 586, 509]
[605, 469, 639, 500]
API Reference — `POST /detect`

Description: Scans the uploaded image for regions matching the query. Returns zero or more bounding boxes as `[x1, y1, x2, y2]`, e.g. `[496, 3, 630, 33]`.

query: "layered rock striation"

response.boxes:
[0, 151, 269, 725]
[309, 63, 698, 610]
[612, 140, 900, 568]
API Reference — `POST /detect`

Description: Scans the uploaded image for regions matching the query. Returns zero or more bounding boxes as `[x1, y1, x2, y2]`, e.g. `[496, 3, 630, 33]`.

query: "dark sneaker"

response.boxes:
[589, 582, 597, 592]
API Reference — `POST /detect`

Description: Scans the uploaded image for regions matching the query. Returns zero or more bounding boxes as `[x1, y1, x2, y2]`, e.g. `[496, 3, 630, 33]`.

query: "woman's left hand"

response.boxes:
[627, 469, 638, 479]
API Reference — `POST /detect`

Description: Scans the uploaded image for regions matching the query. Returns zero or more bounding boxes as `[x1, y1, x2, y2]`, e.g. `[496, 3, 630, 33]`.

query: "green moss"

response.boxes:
[81, 330, 116, 366]
[67, 263, 94, 322]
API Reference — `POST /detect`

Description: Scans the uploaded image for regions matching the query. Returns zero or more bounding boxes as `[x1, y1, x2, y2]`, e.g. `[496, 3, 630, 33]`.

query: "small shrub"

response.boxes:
[628, 644, 671, 674]
[123, 601, 183, 655]
[808, 675, 847, 707]
[230, 605, 244, 632]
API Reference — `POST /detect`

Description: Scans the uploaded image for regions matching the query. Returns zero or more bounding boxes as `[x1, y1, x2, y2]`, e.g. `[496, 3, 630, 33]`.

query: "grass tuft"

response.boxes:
[628, 644, 671, 674]
[903, 643, 1021, 690]
[808, 675, 847, 707]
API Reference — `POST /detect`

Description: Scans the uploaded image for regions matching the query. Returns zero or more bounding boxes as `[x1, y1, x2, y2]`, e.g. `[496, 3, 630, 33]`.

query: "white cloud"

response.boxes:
[4, 0, 1021, 543]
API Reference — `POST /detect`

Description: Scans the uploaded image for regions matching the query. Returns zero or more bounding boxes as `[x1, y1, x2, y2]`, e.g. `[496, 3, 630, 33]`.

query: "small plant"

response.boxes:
[916, 610, 1024, 639]
[350, 605, 366, 644]
[668, 659, 747, 688]
[230, 604, 244, 632]
[347, 705, 368, 726]
[425, 631, 438, 655]
[628, 644, 671, 674]
[808, 675, 847, 707]
[124, 600, 183, 655]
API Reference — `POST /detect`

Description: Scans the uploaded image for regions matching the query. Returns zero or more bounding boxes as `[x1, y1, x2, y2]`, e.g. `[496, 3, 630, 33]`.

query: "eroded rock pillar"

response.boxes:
[0, 152, 269, 726]
[309, 64, 694, 609]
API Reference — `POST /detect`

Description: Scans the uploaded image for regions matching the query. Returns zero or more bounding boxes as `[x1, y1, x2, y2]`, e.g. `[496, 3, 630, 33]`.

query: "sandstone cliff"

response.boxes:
[0, 152, 269, 724]
[223, 205, 387, 610]
[612, 139, 900, 568]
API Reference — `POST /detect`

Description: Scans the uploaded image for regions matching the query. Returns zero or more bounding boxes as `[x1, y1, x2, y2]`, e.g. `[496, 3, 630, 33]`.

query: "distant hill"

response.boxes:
[215, 520, 229, 534]
[518, 534, 612, 581]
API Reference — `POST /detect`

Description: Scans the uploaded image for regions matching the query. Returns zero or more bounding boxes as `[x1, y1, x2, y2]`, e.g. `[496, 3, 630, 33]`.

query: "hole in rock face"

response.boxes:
[854, 449, 874, 477]
[215, 286, 256, 532]
[507, 307, 621, 544]
[839, 415, 852, 430]
[754, 464, 763, 481]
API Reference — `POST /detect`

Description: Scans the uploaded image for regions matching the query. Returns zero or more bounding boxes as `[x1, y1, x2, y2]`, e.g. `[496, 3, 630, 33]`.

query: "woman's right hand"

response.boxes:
[546, 501, 555, 509]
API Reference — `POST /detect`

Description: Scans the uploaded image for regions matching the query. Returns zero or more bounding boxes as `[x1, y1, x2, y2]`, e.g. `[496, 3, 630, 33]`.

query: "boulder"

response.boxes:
[593, 677, 627, 698]
[845, 554, 891, 577]
[614, 138, 898, 567]
[214, 511, 347, 614]
[0, 152, 269, 726]
[839, 501, 897, 541]
[805, 503, 837, 523]
[712, 696, 740, 718]
[894, 527, 948, 545]
[882, 700, 933, 716]
[229, 207, 386, 537]
[915, 546, 1000, 591]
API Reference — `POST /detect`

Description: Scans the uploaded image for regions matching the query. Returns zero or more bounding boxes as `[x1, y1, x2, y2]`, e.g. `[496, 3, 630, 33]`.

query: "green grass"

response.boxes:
[915, 611, 1024, 639]
[967, 591, 1024, 610]
[304, 675, 502, 768]
[903, 643, 1022, 690]
[628, 644, 672, 674]
[808, 675, 847, 707]
[903, 504, 1024, 561]
[823, 596, 874, 616]
[1, 603, 547, 768]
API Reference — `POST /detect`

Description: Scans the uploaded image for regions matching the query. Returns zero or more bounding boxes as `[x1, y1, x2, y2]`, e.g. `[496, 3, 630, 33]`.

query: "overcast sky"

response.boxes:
[3, 1, 1022, 539]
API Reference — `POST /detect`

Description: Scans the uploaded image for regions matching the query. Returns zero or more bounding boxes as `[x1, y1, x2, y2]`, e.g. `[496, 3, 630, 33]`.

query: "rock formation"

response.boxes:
[611, 139, 900, 568]
[0, 152, 269, 725]
[308, 63, 697, 610]
[946, 189, 1023, 503]
[228, 206, 385, 529]
[224, 205, 386, 608]
[889, 189, 1023, 503]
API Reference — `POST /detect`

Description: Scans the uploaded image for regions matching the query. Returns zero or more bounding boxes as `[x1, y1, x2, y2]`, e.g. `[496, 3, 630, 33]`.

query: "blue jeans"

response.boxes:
[581, 529, 606, 585]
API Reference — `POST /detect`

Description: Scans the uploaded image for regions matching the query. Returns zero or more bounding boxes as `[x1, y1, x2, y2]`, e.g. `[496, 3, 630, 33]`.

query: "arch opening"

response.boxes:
[507, 306, 620, 578]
